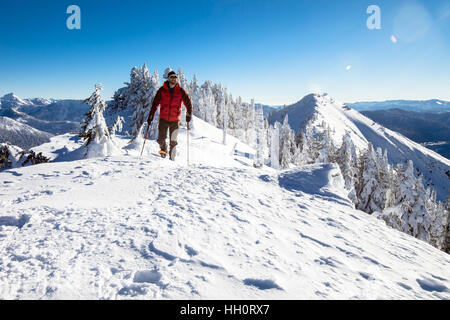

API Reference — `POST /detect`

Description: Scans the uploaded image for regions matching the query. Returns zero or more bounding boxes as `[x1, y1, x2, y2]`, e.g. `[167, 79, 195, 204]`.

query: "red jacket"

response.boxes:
[148, 81, 193, 122]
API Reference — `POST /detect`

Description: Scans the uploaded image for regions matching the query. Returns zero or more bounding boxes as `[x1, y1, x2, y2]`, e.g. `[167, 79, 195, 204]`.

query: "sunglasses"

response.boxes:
[169, 76, 178, 79]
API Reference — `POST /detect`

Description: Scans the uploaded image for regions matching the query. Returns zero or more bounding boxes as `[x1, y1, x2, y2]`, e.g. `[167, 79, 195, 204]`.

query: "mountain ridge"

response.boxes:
[268, 93, 450, 201]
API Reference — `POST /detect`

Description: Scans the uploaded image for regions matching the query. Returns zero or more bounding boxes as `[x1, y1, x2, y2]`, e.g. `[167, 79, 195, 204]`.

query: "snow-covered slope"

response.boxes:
[268, 94, 450, 201]
[1, 116, 449, 299]
[0, 108, 80, 135]
[0, 116, 53, 151]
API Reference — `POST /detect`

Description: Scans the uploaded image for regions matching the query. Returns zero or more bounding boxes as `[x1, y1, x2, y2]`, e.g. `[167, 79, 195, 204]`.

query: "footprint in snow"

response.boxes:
[243, 278, 283, 291]
[133, 270, 163, 284]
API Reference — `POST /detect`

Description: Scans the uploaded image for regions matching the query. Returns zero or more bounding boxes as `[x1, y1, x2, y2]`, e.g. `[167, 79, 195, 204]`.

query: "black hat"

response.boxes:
[167, 71, 178, 78]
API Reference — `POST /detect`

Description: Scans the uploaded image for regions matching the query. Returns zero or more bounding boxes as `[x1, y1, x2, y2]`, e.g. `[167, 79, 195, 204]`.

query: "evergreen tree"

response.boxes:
[410, 175, 431, 242]
[445, 195, 450, 253]
[220, 88, 228, 145]
[129, 63, 158, 141]
[235, 96, 245, 141]
[373, 147, 395, 211]
[253, 103, 265, 168]
[178, 67, 189, 128]
[356, 143, 381, 213]
[269, 122, 280, 169]
[110, 115, 124, 137]
[201, 81, 217, 126]
[177, 67, 189, 91]
[18, 150, 50, 166]
[394, 160, 417, 214]
[428, 189, 448, 251]
[190, 74, 202, 118]
[279, 115, 295, 169]
[80, 84, 113, 158]
[111, 87, 128, 114]
[0, 143, 12, 170]
[79, 84, 107, 141]
[335, 133, 358, 202]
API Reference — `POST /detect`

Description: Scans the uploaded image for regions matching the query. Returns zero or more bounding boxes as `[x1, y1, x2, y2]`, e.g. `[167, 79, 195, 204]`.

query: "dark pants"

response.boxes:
[157, 118, 179, 160]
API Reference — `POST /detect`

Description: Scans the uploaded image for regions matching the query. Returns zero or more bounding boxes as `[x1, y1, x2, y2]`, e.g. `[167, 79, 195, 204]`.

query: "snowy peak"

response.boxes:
[0, 93, 30, 107]
[26, 97, 54, 106]
[269, 93, 450, 201]
[0, 93, 56, 110]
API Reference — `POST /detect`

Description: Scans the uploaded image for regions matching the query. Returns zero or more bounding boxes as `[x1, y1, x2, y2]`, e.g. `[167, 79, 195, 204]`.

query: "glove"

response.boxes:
[186, 114, 192, 123]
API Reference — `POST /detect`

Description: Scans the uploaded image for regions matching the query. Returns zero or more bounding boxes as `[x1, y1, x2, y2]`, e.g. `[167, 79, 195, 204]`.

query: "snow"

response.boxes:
[1, 115, 449, 300]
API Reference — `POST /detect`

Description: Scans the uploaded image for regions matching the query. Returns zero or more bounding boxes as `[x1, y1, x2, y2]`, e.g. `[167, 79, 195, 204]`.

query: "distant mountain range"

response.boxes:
[0, 93, 89, 150]
[348, 99, 450, 113]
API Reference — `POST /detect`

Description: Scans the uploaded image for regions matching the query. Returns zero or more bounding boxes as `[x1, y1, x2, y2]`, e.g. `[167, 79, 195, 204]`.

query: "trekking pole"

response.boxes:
[140, 125, 150, 157]
[187, 121, 190, 166]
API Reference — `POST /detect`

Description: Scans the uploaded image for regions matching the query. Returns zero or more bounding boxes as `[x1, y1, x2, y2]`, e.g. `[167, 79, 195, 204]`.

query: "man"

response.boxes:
[147, 71, 193, 161]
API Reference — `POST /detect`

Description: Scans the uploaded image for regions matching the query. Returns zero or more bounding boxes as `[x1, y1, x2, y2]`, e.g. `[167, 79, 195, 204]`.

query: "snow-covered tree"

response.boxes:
[394, 160, 417, 212]
[409, 175, 431, 242]
[428, 189, 448, 251]
[335, 133, 358, 202]
[220, 88, 228, 145]
[316, 125, 336, 163]
[355, 143, 381, 213]
[190, 74, 202, 118]
[129, 63, 158, 141]
[374, 148, 395, 210]
[234, 96, 245, 141]
[201, 81, 217, 127]
[294, 130, 313, 165]
[177, 67, 189, 91]
[279, 115, 295, 169]
[1, 143, 50, 170]
[109, 115, 124, 137]
[80, 84, 117, 158]
[0, 143, 20, 170]
[79, 83, 107, 141]
[18, 150, 50, 166]
[253, 103, 265, 168]
[111, 87, 128, 114]
[0, 143, 12, 170]
[269, 122, 280, 169]
[445, 195, 450, 253]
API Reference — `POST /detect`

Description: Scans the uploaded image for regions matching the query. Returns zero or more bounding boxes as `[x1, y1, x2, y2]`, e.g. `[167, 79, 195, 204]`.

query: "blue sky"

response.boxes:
[0, 0, 449, 105]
